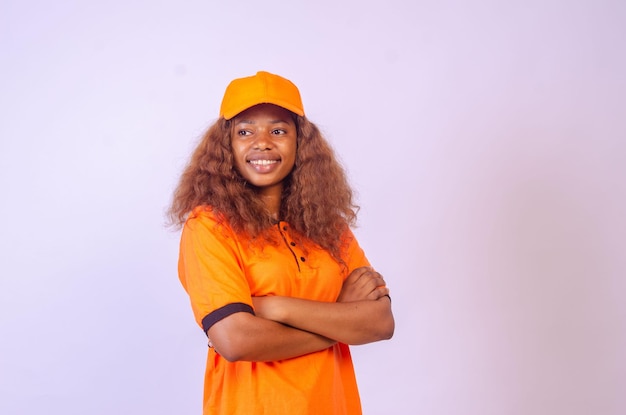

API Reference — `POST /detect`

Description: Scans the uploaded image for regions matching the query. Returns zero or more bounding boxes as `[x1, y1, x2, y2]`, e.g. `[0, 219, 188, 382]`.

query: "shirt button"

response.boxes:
[300, 257, 306, 262]
[290, 242, 296, 246]
[283, 226, 288, 231]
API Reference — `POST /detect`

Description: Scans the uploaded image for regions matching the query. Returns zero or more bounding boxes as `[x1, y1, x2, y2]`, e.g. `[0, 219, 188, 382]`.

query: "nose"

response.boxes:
[252, 130, 272, 150]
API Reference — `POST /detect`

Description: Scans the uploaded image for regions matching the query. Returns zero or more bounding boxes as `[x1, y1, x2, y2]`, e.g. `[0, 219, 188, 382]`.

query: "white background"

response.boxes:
[1, 1, 625, 414]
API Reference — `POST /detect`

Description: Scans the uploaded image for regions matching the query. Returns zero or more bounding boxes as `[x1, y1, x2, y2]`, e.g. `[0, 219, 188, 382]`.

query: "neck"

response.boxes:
[257, 184, 283, 220]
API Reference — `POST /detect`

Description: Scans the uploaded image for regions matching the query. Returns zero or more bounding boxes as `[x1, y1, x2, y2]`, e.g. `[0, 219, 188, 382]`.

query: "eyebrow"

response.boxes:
[234, 119, 292, 126]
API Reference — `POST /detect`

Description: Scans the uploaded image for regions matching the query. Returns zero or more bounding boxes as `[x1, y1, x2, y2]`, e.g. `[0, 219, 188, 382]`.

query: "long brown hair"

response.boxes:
[167, 114, 358, 261]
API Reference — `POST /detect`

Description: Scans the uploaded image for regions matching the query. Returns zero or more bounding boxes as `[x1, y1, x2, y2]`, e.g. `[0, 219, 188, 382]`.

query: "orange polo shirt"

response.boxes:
[178, 207, 369, 415]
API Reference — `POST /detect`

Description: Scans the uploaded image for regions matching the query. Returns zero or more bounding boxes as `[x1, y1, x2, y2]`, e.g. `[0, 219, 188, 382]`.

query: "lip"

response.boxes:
[246, 154, 282, 173]
[247, 153, 281, 162]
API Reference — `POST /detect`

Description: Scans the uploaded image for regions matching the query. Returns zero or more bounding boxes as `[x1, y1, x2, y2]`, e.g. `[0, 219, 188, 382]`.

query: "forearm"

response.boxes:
[207, 312, 336, 362]
[258, 296, 394, 345]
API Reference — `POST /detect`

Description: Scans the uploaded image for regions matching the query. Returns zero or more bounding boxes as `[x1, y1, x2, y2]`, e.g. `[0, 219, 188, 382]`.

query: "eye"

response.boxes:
[237, 129, 251, 136]
[271, 128, 286, 135]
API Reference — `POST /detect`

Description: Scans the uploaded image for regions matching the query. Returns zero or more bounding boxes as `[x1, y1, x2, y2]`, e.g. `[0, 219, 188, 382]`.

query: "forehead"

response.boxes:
[232, 104, 296, 124]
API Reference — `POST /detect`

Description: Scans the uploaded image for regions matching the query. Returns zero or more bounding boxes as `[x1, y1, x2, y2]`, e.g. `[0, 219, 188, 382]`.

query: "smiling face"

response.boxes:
[231, 104, 298, 203]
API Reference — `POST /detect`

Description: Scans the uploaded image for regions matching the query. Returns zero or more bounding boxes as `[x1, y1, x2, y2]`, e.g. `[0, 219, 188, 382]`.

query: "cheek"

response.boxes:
[285, 141, 298, 164]
[232, 158, 244, 173]
[231, 141, 245, 158]
[230, 144, 246, 171]
[283, 149, 297, 171]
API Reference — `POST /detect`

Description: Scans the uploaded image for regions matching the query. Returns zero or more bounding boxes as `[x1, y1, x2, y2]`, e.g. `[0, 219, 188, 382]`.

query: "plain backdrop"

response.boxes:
[1, 1, 625, 414]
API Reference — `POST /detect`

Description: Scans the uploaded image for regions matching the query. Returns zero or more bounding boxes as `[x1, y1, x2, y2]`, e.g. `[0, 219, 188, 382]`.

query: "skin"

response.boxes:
[207, 104, 394, 362]
[252, 267, 393, 345]
[231, 103, 297, 218]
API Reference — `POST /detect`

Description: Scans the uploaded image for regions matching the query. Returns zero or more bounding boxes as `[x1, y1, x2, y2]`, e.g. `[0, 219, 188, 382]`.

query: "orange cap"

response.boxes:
[219, 71, 305, 120]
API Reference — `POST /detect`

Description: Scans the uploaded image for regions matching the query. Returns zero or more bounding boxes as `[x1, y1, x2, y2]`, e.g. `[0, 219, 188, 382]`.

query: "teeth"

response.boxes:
[249, 160, 278, 166]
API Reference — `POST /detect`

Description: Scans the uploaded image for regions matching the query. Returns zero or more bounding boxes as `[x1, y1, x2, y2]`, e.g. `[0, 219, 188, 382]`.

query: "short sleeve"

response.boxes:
[178, 210, 253, 330]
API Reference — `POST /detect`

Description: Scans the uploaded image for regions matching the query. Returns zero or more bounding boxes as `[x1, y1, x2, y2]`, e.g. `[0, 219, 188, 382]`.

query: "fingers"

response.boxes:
[341, 266, 390, 301]
[371, 285, 390, 300]
[356, 269, 386, 291]
[349, 267, 385, 286]
[346, 266, 371, 283]
[360, 285, 390, 301]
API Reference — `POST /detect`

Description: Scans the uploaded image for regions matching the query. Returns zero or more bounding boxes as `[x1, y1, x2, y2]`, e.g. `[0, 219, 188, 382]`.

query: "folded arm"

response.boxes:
[207, 267, 393, 361]
[253, 295, 393, 345]
[207, 312, 336, 362]
[253, 266, 395, 345]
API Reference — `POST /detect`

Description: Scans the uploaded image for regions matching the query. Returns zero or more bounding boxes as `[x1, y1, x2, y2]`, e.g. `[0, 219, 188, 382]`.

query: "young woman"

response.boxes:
[168, 71, 394, 415]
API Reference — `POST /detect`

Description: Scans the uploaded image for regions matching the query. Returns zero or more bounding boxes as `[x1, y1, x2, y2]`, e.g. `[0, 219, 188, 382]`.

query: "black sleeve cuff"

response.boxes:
[201, 302, 255, 333]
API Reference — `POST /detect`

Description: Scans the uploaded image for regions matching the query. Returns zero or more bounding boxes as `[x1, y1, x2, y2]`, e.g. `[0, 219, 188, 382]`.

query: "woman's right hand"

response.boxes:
[336, 266, 389, 303]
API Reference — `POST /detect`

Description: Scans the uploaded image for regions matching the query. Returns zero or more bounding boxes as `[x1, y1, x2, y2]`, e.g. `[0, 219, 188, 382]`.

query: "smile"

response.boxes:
[248, 160, 279, 165]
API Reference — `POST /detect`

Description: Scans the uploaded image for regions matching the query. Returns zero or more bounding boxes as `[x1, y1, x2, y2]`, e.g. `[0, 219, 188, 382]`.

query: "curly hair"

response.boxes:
[167, 115, 358, 261]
